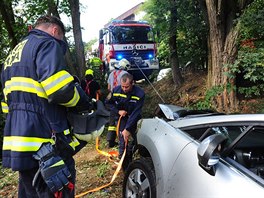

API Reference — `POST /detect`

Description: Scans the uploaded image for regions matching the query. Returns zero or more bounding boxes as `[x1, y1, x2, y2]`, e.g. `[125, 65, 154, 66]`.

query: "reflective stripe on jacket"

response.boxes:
[1, 29, 83, 171]
[1, 101, 8, 113]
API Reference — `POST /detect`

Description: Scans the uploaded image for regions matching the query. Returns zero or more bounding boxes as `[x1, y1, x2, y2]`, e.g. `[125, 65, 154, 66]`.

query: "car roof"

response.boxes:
[169, 114, 264, 128]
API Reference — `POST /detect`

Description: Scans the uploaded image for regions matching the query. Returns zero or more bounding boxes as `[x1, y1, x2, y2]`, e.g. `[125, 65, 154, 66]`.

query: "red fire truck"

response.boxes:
[99, 20, 159, 80]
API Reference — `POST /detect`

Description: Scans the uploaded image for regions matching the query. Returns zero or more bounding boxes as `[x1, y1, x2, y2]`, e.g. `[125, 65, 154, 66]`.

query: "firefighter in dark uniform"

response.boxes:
[108, 73, 145, 170]
[106, 59, 129, 148]
[1, 15, 91, 198]
[81, 69, 101, 100]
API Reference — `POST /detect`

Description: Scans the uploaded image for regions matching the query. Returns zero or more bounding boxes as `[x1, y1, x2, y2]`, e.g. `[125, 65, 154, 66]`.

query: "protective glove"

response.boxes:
[33, 143, 73, 194]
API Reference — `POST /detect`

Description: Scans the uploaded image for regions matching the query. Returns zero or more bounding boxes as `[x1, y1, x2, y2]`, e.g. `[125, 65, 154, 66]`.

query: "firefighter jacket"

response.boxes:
[89, 57, 102, 68]
[1, 29, 89, 171]
[109, 84, 145, 133]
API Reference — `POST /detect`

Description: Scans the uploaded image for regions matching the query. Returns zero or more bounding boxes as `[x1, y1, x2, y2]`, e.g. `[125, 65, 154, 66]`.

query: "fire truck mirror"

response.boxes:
[99, 29, 104, 40]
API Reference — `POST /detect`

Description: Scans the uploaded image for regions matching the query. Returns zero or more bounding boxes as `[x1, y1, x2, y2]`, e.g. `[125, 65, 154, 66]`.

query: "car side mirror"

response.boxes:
[197, 134, 227, 176]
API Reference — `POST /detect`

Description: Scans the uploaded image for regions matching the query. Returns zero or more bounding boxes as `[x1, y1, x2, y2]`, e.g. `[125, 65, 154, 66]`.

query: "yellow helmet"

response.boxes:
[85, 69, 94, 76]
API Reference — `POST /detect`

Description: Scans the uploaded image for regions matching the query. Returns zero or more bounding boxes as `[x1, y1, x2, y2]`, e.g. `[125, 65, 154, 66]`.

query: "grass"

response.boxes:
[97, 161, 110, 178]
[0, 162, 19, 196]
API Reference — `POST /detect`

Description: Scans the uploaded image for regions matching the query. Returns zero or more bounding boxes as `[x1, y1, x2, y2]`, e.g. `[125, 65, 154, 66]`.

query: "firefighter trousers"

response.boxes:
[106, 110, 117, 147]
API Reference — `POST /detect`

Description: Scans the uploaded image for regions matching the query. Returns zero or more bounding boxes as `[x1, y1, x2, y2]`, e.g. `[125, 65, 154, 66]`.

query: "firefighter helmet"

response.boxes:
[117, 58, 130, 70]
[85, 69, 94, 76]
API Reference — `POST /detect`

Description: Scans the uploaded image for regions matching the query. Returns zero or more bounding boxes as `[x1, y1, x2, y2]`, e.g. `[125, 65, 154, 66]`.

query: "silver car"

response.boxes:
[123, 104, 264, 198]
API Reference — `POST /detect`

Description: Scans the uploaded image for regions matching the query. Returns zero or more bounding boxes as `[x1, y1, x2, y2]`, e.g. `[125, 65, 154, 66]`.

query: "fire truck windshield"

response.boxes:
[111, 26, 154, 44]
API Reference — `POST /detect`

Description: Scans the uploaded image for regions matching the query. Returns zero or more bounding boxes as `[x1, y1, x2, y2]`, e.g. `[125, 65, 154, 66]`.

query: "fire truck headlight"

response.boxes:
[148, 54, 153, 59]
[116, 54, 123, 60]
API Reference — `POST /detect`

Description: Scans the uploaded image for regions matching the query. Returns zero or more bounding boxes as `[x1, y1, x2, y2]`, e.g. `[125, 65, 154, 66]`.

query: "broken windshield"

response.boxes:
[111, 26, 154, 44]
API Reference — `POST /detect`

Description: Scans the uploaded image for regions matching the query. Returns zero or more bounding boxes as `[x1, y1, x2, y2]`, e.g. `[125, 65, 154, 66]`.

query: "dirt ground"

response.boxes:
[74, 138, 124, 198]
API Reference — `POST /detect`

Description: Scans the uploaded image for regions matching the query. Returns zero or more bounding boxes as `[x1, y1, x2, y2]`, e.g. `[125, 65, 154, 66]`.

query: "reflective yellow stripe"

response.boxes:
[41, 70, 74, 96]
[113, 93, 127, 98]
[112, 93, 140, 100]
[3, 136, 54, 152]
[3, 77, 48, 100]
[73, 136, 80, 147]
[51, 160, 64, 167]
[131, 96, 140, 100]
[59, 86, 80, 107]
[1, 102, 8, 113]
[108, 126, 116, 131]
[69, 136, 80, 149]
[63, 129, 80, 150]
[64, 129, 70, 135]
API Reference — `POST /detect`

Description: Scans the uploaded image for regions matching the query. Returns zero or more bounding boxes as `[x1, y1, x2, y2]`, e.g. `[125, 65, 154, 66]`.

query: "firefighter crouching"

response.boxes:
[1, 15, 92, 198]
[107, 73, 145, 171]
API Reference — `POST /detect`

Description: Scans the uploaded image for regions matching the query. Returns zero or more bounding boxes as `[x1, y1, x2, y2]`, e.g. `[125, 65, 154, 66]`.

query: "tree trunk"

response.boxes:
[0, 0, 18, 49]
[169, 35, 183, 86]
[68, 0, 86, 79]
[206, 0, 224, 111]
[206, 0, 240, 113]
[169, 0, 183, 87]
[46, 0, 77, 76]
[222, 24, 240, 112]
[205, 0, 254, 113]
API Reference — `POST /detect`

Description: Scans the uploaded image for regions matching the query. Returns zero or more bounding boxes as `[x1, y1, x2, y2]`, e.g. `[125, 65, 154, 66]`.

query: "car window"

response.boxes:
[228, 126, 264, 180]
[236, 127, 264, 147]
[182, 125, 245, 144]
[183, 125, 264, 180]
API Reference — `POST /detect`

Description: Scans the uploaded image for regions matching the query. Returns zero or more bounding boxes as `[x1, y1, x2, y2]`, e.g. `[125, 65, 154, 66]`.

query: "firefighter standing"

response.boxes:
[106, 59, 129, 148]
[88, 56, 103, 78]
[81, 69, 101, 100]
[1, 15, 91, 198]
[108, 73, 145, 170]
[107, 58, 129, 92]
[89, 56, 102, 68]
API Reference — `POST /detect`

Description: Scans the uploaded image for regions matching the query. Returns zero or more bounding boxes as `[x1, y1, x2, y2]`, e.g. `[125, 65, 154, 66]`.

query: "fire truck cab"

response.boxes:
[99, 20, 159, 80]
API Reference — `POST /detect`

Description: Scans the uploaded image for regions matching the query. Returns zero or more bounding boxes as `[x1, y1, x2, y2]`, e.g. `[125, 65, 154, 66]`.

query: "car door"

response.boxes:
[164, 125, 264, 198]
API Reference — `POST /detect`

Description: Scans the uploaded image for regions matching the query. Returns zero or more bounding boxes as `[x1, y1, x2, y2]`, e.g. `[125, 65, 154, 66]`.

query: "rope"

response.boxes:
[133, 58, 165, 103]
[75, 116, 125, 197]
[75, 142, 127, 197]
